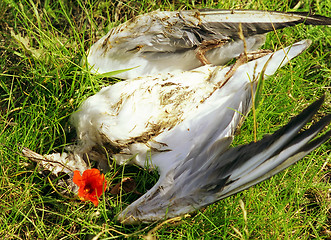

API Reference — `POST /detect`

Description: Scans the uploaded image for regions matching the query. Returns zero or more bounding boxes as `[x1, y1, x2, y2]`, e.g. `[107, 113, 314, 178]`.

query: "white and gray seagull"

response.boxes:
[23, 40, 330, 223]
[85, 9, 331, 79]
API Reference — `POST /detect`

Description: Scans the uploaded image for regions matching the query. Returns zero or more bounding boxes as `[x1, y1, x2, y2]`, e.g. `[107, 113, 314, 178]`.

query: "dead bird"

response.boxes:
[23, 40, 330, 223]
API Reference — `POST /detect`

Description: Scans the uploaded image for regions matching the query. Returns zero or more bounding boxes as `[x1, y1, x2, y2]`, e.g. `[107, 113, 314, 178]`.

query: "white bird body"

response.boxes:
[74, 40, 312, 174]
[85, 9, 331, 78]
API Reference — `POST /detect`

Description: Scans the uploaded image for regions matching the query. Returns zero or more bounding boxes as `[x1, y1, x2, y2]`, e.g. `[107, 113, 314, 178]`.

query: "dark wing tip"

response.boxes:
[287, 12, 331, 25]
[264, 95, 325, 140]
[300, 129, 331, 153]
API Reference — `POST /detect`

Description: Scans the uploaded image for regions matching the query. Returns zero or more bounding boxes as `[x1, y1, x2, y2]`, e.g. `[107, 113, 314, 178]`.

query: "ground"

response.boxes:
[0, 0, 330, 239]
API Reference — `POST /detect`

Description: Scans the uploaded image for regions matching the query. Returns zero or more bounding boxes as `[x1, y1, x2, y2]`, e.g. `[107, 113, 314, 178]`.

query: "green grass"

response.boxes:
[0, 0, 330, 239]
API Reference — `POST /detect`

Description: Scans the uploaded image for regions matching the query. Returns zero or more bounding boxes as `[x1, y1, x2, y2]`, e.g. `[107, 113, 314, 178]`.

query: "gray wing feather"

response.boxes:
[178, 97, 329, 199]
[108, 10, 331, 53]
[118, 97, 330, 224]
[195, 10, 331, 39]
[134, 10, 331, 52]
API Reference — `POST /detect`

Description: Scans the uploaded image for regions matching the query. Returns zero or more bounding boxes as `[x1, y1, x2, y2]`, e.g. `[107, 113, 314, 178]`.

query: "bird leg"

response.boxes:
[225, 49, 273, 79]
[21, 146, 75, 172]
[195, 39, 227, 65]
[212, 49, 273, 92]
[21, 146, 82, 194]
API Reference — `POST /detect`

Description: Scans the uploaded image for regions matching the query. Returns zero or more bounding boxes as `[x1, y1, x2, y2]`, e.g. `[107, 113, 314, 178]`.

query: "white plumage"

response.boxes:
[73, 40, 311, 172]
[85, 9, 331, 79]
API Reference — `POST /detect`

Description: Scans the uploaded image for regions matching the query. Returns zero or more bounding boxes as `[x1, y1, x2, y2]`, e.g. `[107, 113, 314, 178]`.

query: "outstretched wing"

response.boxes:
[118, 97, 330, 224]
[109, 9, 331, 53]
[86, 10, 330, 78]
